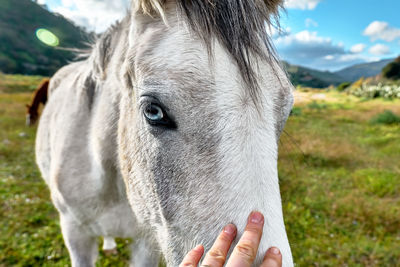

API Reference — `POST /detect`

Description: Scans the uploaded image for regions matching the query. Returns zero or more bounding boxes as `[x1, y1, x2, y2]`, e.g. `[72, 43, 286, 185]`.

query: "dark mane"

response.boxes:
[26, 79, 49, 126]
[137, 0, 284, 100]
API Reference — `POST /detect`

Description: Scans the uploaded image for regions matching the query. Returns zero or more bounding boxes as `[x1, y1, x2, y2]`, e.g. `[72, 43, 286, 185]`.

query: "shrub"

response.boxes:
[290, 107, 302, 116]
[351, 83, 400, 99]
[370, 110, 400, 125]
[351, 77, 365, 89]
[337, 82, 351, 92]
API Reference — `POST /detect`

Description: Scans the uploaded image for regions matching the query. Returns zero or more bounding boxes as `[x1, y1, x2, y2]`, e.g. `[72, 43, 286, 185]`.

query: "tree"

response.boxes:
[382, 56, 400, 80]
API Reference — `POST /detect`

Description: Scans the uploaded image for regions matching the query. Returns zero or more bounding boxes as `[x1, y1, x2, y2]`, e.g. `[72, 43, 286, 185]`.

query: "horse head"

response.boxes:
[26, 104, 38, 126]
[115, 0, 294, 265]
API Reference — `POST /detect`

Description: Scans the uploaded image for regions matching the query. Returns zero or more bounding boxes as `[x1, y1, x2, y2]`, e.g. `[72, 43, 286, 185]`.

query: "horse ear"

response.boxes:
[134, 0, 166, 15]
[132, 0, 168, 23]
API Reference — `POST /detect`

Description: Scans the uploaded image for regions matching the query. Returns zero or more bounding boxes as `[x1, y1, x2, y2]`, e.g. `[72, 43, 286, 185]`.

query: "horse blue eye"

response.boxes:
[144, 104, 164, 121]
[142, 100, 176, 129]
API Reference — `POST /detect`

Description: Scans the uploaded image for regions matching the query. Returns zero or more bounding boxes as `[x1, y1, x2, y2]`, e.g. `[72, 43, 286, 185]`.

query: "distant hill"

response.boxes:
[0, 0, 91, 76]
[334, 58, 395, 82]
[283, 58, 397, 88]
[283, 62, 346, 88]
[1, 0, 395, 86]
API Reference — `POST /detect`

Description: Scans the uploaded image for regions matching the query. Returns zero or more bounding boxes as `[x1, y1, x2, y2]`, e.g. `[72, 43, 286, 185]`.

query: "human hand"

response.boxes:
[179, 211, 282, 267]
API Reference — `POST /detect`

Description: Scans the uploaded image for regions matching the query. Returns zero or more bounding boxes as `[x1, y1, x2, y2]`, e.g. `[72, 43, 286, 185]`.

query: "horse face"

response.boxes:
[25, 105, 38, 126]
[118, 8, 294, 266]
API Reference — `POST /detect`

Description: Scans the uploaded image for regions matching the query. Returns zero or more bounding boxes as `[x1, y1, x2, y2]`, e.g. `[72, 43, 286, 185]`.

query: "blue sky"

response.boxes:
[275, 0, 400, 71]
[39, 0, 400, 71]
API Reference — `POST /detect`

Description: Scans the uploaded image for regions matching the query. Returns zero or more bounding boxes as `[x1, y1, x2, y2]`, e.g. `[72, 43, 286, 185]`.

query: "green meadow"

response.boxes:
[1, 74, 399, 266]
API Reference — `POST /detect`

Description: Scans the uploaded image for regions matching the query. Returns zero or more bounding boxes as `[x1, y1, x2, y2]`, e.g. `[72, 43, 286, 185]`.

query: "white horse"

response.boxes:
[35, 0, 294, 266]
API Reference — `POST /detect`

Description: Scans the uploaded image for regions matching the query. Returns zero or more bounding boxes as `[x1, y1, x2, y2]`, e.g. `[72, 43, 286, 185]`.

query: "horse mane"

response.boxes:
[27, 79, 50, 114]
[26, 78, 49, 126]
[135, 0, 284, 101]
[29, 79, 49, 108]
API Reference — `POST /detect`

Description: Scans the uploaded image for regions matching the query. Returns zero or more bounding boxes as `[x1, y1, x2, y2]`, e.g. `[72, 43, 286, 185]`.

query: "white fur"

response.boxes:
[211, 44, 293, 265]
[35, 2, 294, 266]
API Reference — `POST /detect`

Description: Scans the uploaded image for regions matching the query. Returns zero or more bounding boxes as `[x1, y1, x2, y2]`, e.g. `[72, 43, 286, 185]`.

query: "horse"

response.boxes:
[35, 0, 295, 266]
[26, 79, 49, 126]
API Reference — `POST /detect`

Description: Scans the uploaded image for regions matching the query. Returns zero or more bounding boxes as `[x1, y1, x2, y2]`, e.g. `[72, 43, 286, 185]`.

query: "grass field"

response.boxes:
[1, 74, 399, 266]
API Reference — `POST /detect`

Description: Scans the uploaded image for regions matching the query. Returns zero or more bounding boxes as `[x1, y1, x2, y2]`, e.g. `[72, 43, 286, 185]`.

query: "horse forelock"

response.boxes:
[134, 0, 284, 102]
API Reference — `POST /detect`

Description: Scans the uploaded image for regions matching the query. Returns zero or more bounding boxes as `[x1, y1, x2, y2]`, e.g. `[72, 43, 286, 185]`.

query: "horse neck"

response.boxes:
[30, 81, 48, 112]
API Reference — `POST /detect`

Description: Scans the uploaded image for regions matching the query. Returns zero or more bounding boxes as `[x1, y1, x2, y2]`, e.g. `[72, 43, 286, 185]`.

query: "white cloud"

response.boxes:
[337, 54, 367, 63]
[44, 0, 129, 33]
[60, 0, 75, 7]
[369, 44, 390, 55]
[320, 54, 373, 71]
[305, 18, 318, 28]
[275, 31, 343, 55]
[366, 57, 381, 63]
[274, 30, 351, 70]
[37, 0, 46, 4]
[363, 21, 400, 42]
[350, 43, 366, 54]
[273, 31, 381, 71]
[285, 0, 321, 10]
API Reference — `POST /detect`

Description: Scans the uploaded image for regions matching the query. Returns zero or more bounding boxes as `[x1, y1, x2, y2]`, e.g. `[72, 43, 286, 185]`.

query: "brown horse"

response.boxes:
[26, 79, 49, 126]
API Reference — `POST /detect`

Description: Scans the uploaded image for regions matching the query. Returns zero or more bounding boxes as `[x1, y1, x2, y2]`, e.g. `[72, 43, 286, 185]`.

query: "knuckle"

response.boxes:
[206, 248, 226, 264]
[219, 232, 233, 243]
[246, 225, 262, 235]
[235, 242, 256, 262]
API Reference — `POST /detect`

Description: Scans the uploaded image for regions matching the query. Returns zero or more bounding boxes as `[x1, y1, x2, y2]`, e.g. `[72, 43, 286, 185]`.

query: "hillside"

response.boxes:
[0, 0, 91, 76]
[1, 0, 395, 86]
[334, 58, 395, 82]
[283, 62, 346, 88]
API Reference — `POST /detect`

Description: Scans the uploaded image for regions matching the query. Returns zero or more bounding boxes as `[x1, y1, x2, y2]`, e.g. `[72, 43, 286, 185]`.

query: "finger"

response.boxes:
[201, 224, 237, 267]
[226, 211, 264, 267]
[260, 247, 282, 267]
[179, 245, 204, 267]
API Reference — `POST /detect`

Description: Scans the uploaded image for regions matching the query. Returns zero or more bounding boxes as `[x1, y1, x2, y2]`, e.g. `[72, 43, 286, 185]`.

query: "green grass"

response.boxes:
[0, 73, 45, 93]
[370, 110, 400, 125]
[307, 101, 328, 110]
[0, 75, 133, 266]
[279, 93, 400, 266]
[1, 75, 400, 266]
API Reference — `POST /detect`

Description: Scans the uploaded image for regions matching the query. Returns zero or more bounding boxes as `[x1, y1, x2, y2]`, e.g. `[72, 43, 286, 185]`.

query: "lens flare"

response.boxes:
[35, 28, 59, 47]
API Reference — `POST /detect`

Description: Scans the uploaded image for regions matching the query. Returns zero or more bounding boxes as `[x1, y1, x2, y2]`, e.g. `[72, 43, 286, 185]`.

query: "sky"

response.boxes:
[37, 0, 400, 72]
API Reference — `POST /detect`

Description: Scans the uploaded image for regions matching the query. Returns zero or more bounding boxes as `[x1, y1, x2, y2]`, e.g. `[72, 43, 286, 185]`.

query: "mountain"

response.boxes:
[334, 58, 395, 82]
[283, 62, 346, 88]
[1, 0, 394, 86]
[0, 0, 91, 76]
[283, 58, 397, 88]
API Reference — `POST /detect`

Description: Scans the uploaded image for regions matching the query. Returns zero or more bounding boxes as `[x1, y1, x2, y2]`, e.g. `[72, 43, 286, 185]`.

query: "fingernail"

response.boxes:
[249, 212, 264, 224]
[224, 224, 236, 235]
[269, 247, 281, 255]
